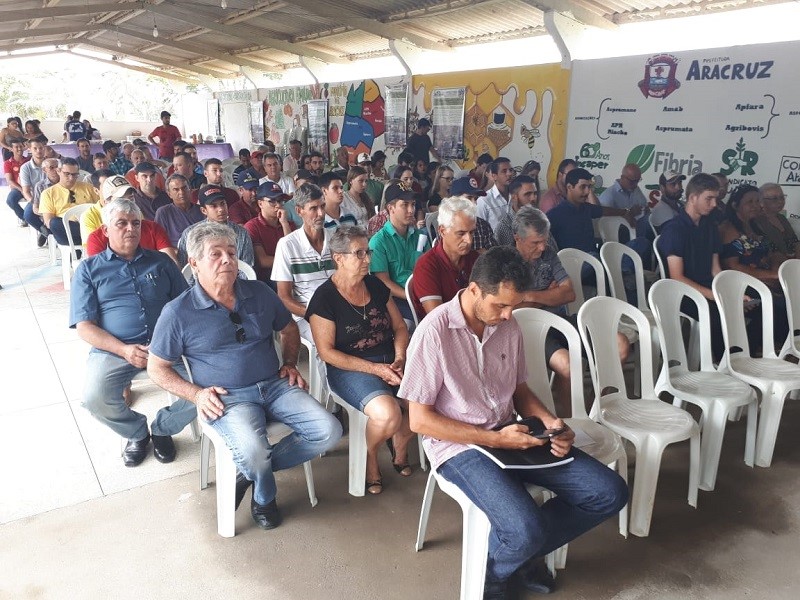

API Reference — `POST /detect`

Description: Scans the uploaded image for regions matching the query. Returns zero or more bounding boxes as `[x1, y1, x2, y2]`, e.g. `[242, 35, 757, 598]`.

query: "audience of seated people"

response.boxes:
[39, 157, 100, 246]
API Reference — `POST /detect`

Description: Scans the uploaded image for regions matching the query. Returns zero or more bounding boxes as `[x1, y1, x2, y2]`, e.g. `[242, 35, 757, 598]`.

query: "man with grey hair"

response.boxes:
[410, 196, 480, 320]
[70, 196, 194, 467]
[148, 221, 341, 530]
[155, 173, 204, 246]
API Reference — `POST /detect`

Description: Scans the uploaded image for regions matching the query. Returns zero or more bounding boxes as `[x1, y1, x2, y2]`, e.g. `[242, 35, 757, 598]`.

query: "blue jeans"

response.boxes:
[327, 354, 397, 411]
[49, 216, 81, 246]
[23, 202, 46, 232]
[5, 188, 24, 220]
[82, 349, 197, 441]
[438, 448, 628, 583]
[207, 374, 342, 505]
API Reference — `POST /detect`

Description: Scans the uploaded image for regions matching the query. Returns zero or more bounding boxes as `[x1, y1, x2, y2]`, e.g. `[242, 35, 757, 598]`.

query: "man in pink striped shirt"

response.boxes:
[399, 246, 627, 599]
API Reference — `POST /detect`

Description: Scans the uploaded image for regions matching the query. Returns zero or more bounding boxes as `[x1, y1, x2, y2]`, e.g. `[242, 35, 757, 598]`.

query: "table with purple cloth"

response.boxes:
[49, 142, 234, 161]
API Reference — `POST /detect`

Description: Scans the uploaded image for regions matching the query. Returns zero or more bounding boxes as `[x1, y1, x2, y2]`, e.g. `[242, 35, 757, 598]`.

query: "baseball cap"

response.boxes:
[197, 185, 227, 206]
[102, 140, 121, 151]
[659, 171, 687, 185]
[256, 182, 289, 201]
[160, 111, 171, 118]
[476, 153, 494, 166]
[384, 182, 417, 204]
[356, 152, 371, 164]
[250, 150, 265, 159]
[451, 176, 487, 197]
[134, 161, 157, 174]
[235, 168, 260, 190]
[101, 176, 134, 201]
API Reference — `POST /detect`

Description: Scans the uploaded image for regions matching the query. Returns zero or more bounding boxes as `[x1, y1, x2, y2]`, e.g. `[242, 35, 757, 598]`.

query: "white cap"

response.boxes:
[101, 175, 134, 201]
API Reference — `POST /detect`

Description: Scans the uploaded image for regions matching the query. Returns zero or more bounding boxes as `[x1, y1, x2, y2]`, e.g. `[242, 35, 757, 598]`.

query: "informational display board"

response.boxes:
[566, 40, 800, 232]
[385, 83, 409, 148]
[206, 100, 220, 139]
[306, 99, 330, 160]
[249, 101, 265, 145]
[430, 87, 466, 160]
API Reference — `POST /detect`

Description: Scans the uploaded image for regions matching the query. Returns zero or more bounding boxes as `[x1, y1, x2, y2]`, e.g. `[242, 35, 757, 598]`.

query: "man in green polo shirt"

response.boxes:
[368, 181, 430, 323]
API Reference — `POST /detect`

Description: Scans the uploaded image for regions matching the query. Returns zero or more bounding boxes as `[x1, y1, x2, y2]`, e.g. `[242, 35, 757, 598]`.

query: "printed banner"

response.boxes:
[249, 101, 264, 145]
[566, 40, 800, 232]
[431, 87, 467, 160]
[306, 99, 329, 160]
[385, 83, 409, 148]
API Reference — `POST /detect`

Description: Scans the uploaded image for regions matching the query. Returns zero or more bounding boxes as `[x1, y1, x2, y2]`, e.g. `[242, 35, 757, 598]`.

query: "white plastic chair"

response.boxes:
[60, 203, 92, 290]
[329, 390, 427, 497]
[648, 279, 757, 490]
[405, 274, 420, 329]
[578, 296, 700, 537]
[556, 248, 605, 317]
[778, 259, 800, 360]
[653, 235, 666, 280]
[713, 270, 800, 467]
[598, 216, 636, 244]
[424, 212, 438, 241]
[513, 307, 629, 538]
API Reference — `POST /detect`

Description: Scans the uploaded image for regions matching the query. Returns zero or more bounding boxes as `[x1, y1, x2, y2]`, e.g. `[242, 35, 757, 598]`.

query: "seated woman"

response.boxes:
[753, 183, 798, 258]
[307, 225, 414, 495]
[24, 120, 48, 143]
[426, 165, 454, 212]
[342, 166, 376, 227]
[719, 184, 789, 352]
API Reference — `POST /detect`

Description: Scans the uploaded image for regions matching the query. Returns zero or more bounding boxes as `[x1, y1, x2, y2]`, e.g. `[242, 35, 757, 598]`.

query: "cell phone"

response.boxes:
[531, 427, 567, 440]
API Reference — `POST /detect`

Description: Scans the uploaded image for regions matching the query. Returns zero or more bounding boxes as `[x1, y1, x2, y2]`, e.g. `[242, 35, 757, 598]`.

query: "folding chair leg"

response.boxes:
[303, 461, 318, 507]
[415, 471, 437, 551]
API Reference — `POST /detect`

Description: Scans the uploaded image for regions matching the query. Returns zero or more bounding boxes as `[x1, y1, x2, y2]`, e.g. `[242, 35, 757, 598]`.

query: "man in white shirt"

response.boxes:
[261, 152, 296, 196]
[477, 157, 514, 232]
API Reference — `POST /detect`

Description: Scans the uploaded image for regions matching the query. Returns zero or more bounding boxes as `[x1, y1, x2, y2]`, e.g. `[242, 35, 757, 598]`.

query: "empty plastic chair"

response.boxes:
[556, 248, 606, 316]
[778, 259, 800, 360]
[648, 279, 757, 490]
[713, 270, 800, 467]
[578, 295, 700, 537]
[405, 273, 420, 329]
[598, 216, 636, 244]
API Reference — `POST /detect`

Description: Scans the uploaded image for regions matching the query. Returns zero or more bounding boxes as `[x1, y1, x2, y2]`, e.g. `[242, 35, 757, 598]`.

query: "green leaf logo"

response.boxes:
[626, 144, 656, 172]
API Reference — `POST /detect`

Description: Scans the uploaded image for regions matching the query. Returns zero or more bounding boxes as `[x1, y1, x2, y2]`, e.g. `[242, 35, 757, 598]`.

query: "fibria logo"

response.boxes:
[626, 144, 656, 172]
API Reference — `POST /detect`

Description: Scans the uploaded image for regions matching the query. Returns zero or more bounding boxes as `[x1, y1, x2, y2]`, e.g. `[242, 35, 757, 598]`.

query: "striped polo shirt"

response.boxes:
[272, 227, 333, 306]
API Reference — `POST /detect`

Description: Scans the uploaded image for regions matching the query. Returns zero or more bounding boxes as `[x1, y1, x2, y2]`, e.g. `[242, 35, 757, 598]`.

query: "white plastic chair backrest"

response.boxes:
[222, 164, 237, 189]
[62, 203, 93, 262]
[653, 235, 666, 279]
[779, 259, 800, 355]
[712, 270, 777, 363]
[578, 295, 655, 400]
[600, 241, 647, 309]
[181, 260, 255, 283]
[424, 212, 438, 241]
[404, 274, 420, 328]
[181, 263, 193, 283]
[513, 307, 587, 419]
[648, 279, 714, 376]
[598, 216, 635, 244]
[647, 214, 658, 237]
[556, 248, 606, 316]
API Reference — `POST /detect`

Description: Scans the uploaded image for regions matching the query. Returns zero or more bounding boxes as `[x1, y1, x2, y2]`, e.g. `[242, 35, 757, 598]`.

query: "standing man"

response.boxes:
[410, 196, 480, 320]
[76, 138, 95, 173]
[283, 140, 302, 177]
[369, 182, 431, 322]
[193, 158, 239, 206]
[177, 185, 254, 268]
[148, 111, 182, 160]
[477, 157, 515, 232]
[39, 158, 100, 245]
[539, 158, 577, 214]
[155, 174, 204, 247]
[229, 169, 261, 225]
[148, 221, 341, 530]
[104, 141, 133, 177]
[400, 246, 628, 598]
[173, 152, 206, 190]
[244, 181, 294, 284]
[261, 153, 297, 195]
[132, 162, 171, 221]
[3, 138, 29, 225]
[495, 175, 538, 246]
[650, 171, 686, 232]
[405, 118, 439, 163]
[70, 198, 195, 467]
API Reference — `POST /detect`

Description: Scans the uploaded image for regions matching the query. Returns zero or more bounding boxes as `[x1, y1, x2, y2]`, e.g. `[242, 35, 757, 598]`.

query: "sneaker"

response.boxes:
[37, 233, 47, 248]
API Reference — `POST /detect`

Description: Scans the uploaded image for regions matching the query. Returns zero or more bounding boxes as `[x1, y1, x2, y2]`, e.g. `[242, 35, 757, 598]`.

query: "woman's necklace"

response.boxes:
[334, 277, 368, 320]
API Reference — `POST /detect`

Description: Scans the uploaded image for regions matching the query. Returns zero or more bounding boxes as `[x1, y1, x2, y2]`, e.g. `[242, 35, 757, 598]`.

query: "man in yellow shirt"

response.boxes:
[39, 157, 100, 245]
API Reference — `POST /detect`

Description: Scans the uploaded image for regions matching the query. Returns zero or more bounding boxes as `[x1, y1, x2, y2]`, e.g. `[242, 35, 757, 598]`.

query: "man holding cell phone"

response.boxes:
[400, 246, 628, 600]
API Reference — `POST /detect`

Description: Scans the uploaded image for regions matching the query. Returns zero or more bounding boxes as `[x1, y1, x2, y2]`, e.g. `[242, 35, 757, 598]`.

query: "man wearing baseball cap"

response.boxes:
[104, 140, 133, 177]
[177, 184, 254, 268]
[132, 162, 171, 220]
[244, 181, 294, 284]
[148, 111, 182, 160]
[650, 170, 687, 232]
[229, 168, 261, 225]
[368, 181, 431, 322]
[250, 150, 267, 178]
[81, 175, 135, 239]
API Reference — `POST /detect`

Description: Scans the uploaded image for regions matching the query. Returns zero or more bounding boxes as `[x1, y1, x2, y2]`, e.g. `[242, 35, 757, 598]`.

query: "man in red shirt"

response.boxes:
[410, 196, 479, 321]
[4, 138, 29, 224]
[148, 111, 182, 160]
[228, 169, 260, 225]
[244, 181, 294, 285]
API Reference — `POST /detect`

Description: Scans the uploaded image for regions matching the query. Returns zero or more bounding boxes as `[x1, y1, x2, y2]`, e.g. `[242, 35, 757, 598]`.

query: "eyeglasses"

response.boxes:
[441, 176, 454, 181]
[68, 190, 76, 204]
[762, 195, 786, 202]
[342, 249, 373, 260]
[229, 311, 246, 344]
[62, 171, 79, 178]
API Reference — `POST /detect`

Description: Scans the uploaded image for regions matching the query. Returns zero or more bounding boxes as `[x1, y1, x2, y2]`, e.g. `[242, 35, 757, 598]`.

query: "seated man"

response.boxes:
[228, 169, 261, 225]
[319, 171, 357, 229]
[26, 157, 63, 245]
[369, 181, 431, 322]
[177, 185, 254, 268]
[410, 196, 479, 320]
[155, 174, 204, 247]
[132, 162, 171, 221]
[172, 152, 206, 190]
[244, 182, 294, 285]
[443, 176, 498, 252]
[650, 171, 686, 232]
[495, 175, 538, 246]
[70, 198, 195, 467]
[81, 174, 134, 245]
[125, 149, 166, 192]
[39, 157, 100, 245]
[148, 221, 341, 529]
[399, 246, 628, 598]
[191, 158, 239, 206]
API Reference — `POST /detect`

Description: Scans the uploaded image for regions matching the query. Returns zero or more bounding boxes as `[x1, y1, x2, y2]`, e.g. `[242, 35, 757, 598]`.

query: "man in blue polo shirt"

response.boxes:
[369, 182, 431, 322]
[70, 198, 195, 467]
[148, 221, 341, 530]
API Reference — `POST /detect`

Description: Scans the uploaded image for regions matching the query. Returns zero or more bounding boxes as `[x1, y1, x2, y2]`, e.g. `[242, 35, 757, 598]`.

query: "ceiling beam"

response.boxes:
[80, 40, 233, 79]
[519, 0, 617, 30]
[112, 25, 280, 73]
[146, 3, 347, 63]
[288, 0, 451, 52]
[0, 3, 130, 22]
[0, 24, 106, 42]
[0, 41, 65, 53]
[66, 49, 196, 84]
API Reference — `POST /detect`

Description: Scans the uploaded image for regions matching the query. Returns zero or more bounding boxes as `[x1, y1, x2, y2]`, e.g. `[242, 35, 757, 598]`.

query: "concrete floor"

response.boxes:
[2, 204, 799, 599]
